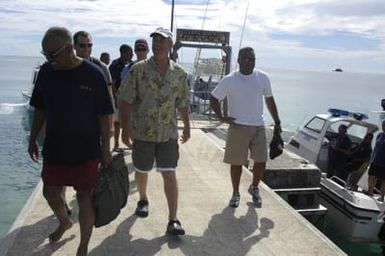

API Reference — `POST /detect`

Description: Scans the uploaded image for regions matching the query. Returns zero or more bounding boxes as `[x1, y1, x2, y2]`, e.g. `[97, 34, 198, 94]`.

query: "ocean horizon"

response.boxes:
[0, 55, 384, 255]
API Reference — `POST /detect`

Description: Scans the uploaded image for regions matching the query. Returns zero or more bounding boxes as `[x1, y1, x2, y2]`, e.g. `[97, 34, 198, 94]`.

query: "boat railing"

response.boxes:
[190, 90, 219, 121]
[330, 176, 347, 187]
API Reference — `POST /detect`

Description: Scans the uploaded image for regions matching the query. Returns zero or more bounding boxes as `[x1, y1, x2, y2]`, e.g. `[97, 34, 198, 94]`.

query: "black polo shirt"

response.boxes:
[30, 60, 114, 165]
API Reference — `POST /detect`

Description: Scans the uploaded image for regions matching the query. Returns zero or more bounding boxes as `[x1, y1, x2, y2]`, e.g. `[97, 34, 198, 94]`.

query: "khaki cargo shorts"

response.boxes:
[224, 124, 267, 165]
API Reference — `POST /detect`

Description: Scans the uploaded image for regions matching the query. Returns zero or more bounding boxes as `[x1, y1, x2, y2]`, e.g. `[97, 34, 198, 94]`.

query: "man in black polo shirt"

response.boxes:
[28, 26, 113, 256]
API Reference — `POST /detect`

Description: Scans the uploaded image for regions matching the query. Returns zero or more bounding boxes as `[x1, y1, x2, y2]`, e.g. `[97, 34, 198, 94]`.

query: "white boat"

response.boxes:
[320, 175, 385, 242]
[286, 108, 378, 172]
[21, 66, 40, 101]
[286, 108, 385, 243]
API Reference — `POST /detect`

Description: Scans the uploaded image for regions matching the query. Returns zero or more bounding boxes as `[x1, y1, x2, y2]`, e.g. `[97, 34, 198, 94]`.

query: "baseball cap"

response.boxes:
[150, 27, 173, 39]
[135, 39, 148, 49]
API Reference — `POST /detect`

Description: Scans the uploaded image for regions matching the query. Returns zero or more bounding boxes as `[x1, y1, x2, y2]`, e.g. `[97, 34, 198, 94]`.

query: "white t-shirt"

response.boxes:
[211, 69, 273, 126]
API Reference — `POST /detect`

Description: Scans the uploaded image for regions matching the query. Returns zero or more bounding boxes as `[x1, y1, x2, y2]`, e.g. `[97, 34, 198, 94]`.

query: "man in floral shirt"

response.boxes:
[118, 27, 190, 235]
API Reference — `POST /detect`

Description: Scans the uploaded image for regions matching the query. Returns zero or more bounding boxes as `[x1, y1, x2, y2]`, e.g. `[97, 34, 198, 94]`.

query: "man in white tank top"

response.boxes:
[210, 47, 281, 208]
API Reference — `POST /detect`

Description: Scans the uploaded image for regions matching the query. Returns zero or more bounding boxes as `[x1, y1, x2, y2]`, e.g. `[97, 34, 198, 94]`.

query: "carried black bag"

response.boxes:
[269, 131, 284, 160]
[92, 153, 129, 227]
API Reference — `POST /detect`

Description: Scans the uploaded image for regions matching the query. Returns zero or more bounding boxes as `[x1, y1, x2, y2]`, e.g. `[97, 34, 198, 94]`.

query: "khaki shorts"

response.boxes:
[224, 124, 267, 165]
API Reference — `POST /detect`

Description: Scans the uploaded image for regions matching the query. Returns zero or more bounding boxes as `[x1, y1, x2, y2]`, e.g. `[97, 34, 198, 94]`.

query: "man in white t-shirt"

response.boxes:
[210, 47, 281, 208]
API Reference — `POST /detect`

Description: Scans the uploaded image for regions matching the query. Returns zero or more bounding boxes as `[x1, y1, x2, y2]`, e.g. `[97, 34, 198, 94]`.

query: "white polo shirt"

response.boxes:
[211, 69, 273, 126]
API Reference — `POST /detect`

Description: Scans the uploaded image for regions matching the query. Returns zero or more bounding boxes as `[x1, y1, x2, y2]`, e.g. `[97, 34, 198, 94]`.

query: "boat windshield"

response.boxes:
[328, 121, 369, 140]
[304, 117, 326, 134]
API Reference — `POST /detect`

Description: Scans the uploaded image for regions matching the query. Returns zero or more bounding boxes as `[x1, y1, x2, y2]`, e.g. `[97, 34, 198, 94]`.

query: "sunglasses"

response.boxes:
[41, 44, 67, 60]
[78, 43, 93, 48]
[243, 57, 255, 62]
[135, 48, 147, 52]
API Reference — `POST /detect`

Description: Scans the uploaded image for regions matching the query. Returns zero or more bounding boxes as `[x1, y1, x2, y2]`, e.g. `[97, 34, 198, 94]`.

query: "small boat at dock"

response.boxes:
[286, 108, 385, 243]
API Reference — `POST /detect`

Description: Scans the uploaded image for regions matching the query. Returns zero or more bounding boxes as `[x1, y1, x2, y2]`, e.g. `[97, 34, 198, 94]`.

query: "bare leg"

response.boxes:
[76, 189, 94, 256]
[230, 165, 242, 194]
[368, 175, 377, 195]
[114, 121, 120, 149]
[380, 180, 385, 202]
[43, 185, 73, 242]
[135, 172, 148, 201]
[161, 172, 178, 220]
[61, 187, 72, 215]
[251, 162, 266, 187]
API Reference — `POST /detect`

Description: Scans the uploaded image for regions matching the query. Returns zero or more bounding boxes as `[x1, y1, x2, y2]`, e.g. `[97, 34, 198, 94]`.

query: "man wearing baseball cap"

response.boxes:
[119, 27, 190, 235]
[120, 38, 149, 80]
[134, 38, 149, 62]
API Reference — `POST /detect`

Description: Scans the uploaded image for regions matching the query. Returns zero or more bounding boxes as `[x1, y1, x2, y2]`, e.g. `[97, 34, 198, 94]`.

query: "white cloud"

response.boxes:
[0, 0, 384, 73]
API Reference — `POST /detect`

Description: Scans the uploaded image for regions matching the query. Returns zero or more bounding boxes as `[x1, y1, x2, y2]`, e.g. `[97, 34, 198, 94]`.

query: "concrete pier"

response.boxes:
[0, 126, 345, 255]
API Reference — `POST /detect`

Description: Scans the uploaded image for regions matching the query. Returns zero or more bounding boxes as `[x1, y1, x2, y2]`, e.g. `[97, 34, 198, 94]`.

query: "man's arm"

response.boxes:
[265, 96, 281, 133]
[28, 108, 45, 162]
[107, 85, 115, 137]
[109, 63, 119, 109]
[178, 106, 190, 143]
[209, 95, 234, 123]
[99, 114, 112, 167]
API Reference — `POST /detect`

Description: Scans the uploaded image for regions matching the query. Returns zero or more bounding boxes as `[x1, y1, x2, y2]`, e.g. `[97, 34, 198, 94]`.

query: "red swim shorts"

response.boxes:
[42, 159, 99, 190]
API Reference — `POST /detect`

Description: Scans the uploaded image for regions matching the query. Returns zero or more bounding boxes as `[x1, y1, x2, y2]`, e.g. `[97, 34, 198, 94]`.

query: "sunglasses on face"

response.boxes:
[135, 48, 147, 52]
[41, 44, 67, 60]
[242, 57, 255, 62]
[78, 43, 93, 48]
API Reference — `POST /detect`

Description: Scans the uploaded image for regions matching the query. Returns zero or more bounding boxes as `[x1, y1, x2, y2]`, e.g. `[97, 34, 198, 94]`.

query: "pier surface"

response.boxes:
[0, 124, 345, 255]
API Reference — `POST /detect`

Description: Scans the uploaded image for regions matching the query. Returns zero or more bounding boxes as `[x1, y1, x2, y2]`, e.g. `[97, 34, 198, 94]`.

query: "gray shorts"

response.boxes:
[132, 139, 179, 173]
[224, 124, 267, 165]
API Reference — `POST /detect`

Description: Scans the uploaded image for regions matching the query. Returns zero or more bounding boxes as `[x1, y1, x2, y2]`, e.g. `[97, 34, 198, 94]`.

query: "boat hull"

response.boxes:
[319, 177, 385, 243]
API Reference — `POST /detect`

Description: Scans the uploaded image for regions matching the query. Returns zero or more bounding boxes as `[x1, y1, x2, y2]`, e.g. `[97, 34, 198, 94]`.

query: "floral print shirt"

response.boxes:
[118, 57, 190, 142]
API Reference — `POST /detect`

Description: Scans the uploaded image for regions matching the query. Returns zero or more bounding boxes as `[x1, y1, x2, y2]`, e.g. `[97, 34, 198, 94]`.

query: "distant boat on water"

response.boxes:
[333, 68, 343, 72]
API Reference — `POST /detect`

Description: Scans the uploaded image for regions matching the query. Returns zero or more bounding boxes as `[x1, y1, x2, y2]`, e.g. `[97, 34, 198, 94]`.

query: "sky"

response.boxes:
[1, 0, 385, 73]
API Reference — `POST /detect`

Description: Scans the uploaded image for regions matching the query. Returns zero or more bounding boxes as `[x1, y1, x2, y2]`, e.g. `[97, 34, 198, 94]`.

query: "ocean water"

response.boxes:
[0, 55, 384, 254]
[266, 67, 385, 130]
[0, 55, 44, 241]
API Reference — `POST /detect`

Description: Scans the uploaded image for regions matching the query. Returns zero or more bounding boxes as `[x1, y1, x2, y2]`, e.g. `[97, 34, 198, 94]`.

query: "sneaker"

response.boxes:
[166, 220, 185, 235]
[229, 193, 240, 208]
[248, 185, 262, 206]
[135, 200, 149, 217]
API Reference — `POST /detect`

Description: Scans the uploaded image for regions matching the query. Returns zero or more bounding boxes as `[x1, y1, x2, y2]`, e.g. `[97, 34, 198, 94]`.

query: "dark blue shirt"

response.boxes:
[352, 143, 372, 160]
[109, 57, 127, 90]
[30, 60, 114, 165]
[371, 132, 385, 167]
[330, 134, 351, 163]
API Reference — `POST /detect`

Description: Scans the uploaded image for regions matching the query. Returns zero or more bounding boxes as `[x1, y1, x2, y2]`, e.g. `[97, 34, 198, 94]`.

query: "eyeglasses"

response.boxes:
[41, 44, 67, 60]
[135, 48, 147, 52]
[78, 43, 93, 48]
[243, 57, 255, 62]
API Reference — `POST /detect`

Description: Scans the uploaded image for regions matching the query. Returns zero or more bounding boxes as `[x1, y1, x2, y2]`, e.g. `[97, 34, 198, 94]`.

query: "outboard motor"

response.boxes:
[378, 223, 385, 241]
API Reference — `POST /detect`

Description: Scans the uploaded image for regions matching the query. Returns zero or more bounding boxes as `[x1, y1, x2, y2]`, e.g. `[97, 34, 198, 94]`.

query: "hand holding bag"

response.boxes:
[269, 130, 284, 160]
[92, 153, 129, 228]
